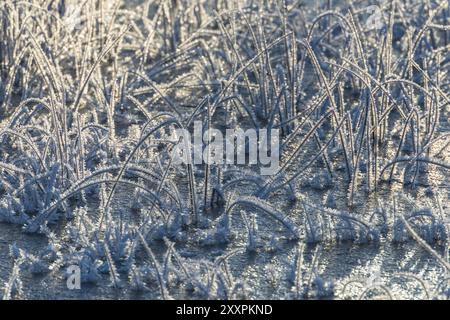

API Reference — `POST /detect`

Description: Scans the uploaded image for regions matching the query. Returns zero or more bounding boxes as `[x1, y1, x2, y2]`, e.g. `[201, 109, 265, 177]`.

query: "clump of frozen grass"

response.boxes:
[225, 195, 300, 241]
[2, 259, 23, 300]
[301, 199, 381, 244]
[288, 244, 336, 299]
[393, 208, 447, 244]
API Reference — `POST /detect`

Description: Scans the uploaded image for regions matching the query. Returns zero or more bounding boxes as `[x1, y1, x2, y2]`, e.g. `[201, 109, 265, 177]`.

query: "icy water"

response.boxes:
[0, 0, 448, 300]
[0, 221, 447, 299]
[1, 116, 448, 299]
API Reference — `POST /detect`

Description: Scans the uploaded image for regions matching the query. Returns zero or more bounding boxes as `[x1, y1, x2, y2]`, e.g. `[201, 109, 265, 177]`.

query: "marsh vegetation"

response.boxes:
[0, 0, 449, 299]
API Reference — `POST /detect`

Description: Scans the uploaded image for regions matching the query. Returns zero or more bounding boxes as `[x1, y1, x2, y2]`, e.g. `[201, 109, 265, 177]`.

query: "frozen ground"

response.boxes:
[0, 0, 449, 299]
